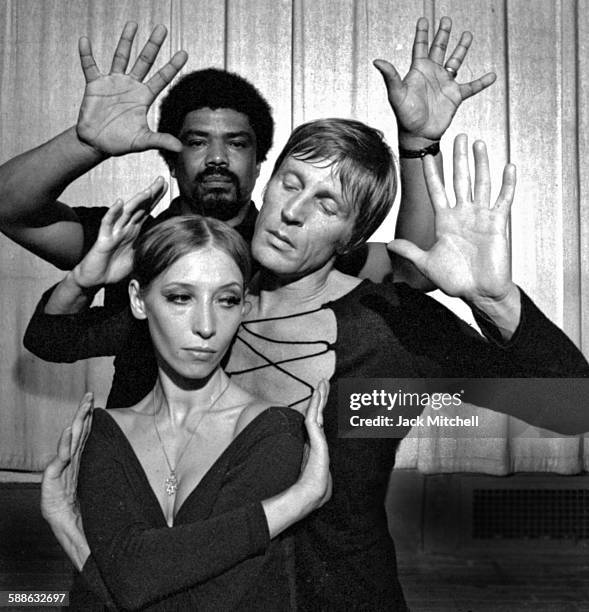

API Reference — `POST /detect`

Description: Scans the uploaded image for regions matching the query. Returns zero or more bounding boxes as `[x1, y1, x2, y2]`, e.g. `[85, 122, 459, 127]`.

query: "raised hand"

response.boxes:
[41, 393, 93, 570]
[77, 22, 188, 156]
[298, 380, 332, 510]
[388, 134, 517, 305]
[71, 177, 168, 289]
[374, 17, 496, 143]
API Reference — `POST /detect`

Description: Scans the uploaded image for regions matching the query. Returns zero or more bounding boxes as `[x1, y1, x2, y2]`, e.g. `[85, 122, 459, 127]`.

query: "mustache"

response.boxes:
[195, 167, 239, 184]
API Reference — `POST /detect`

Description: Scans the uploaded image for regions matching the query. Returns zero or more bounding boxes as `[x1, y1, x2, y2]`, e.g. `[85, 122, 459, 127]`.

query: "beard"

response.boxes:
[190, 167, 246, 222]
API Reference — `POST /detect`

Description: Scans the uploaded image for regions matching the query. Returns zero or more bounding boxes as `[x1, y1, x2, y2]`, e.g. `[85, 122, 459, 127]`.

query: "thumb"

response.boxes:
[387, 239, 427, 269]
[57, 427, 73, 464]
[140, 131, 183, 154]
[43, 427, 73, 478]
[373, 59, 405, 104]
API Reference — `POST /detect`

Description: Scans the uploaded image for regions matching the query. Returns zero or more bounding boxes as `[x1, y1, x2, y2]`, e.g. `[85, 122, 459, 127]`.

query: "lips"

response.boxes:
[183, 347, 216, 359]
[202, 175, 233, 184]
[267, 229, 295, 248]
[197, 168, 237, 186]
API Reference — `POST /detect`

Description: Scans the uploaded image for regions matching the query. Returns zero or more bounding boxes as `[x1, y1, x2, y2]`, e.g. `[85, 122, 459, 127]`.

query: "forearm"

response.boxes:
[394, 132, 441, 288]
[262, 481, 320, 539]
[24, 286, 131, 362]
[397, 134, 441, 250]
[0, 127, 104, 225]
[45, 272, 98, 315]
[468, 286, 589, 434]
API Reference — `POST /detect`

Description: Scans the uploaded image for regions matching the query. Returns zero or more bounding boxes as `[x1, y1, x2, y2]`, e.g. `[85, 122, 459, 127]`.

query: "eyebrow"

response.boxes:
[162, 281, 243, 291]
[316, 189, 340, 202]
[180, 129, 253, 141]
[281, 166, 348, 212]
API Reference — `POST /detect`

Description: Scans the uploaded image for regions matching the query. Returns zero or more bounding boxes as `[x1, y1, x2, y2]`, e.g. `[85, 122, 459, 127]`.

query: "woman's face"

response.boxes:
[130, 246, 245, 382]
[252, 155, 356, 279]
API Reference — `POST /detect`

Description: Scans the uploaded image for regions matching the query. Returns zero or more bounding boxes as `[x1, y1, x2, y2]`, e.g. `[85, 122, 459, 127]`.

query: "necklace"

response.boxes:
[152, 378, 232, 496]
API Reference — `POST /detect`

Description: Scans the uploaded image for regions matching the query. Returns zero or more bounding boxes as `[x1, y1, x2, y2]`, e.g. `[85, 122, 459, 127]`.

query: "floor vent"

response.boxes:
[472, 488, 589, 539]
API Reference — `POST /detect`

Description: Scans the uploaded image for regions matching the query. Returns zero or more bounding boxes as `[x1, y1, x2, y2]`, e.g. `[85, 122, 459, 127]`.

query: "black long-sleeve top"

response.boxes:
[72, 406, 304, 611]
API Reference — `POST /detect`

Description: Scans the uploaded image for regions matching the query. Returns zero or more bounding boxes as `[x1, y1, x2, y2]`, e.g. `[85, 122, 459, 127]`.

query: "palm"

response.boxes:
[42, 460, 78, 518]
[374, 17, 496, 142]
[78, 234, 135, 286]
[72, 178, 167, 288]
[41, 393, 93, 521]
[417, 206, 510, 300]
[77, 75, 156, 155]
[76, 22, 187, 156]
[394, 61, 462, 139]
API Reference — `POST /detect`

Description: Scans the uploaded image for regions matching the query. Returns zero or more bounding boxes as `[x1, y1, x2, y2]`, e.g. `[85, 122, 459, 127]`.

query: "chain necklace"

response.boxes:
[152, 378, 232, 496]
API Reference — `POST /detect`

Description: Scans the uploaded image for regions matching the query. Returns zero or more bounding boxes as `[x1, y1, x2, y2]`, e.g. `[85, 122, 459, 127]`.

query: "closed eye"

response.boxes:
[282, 178, 301, 192]
[318, 199, 337, 215]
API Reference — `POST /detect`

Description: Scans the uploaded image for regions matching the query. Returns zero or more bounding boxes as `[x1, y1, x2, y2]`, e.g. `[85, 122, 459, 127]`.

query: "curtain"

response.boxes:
[0, 0, 586, 472]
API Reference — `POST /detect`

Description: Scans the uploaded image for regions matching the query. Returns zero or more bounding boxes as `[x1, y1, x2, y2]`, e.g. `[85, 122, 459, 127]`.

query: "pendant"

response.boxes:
[165, 471, 178, 496]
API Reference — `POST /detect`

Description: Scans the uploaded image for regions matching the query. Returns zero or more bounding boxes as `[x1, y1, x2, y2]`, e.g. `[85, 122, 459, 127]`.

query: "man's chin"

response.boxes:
[199, 195, 245, 222]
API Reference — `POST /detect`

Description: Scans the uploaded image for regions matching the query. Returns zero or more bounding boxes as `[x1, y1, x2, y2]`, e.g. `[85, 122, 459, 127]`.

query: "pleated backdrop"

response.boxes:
[0, 0, 587, 474]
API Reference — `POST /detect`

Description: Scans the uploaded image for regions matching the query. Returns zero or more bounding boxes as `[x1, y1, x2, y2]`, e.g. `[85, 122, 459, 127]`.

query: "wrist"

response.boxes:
[469, 282, 520, 311]
[72, 125, 111, 162]
[262, 481, 319, 538]
[398, 131, 440, 152]
[469, 283, 522, 340]
[50, 514, 89, 572]
[44, 270, 100, 315]
[287, 481, 321, 515]
[69, 268, 103, 293]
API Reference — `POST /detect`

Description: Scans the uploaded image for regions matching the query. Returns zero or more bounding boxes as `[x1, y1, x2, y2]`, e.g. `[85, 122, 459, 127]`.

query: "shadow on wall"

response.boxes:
[13, 350, 112, 404]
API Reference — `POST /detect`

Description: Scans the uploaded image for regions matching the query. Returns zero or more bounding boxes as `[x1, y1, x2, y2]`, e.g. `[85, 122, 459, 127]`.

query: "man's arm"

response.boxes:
[0, 129, 103, 269]
[356, 17, 496, 287]
[0, 22, 187, 269]
[380, 133, 589, 433]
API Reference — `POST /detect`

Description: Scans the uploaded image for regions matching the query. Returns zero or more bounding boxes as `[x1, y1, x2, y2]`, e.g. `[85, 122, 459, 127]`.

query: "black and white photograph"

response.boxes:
[0, 1, 588, 610]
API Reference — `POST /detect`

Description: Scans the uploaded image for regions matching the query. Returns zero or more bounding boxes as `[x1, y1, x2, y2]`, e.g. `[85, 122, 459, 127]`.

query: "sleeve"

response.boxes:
[78, 409, 304, 610]
[209, 408, 305, 512]
[23, 286, 133, 362]
[392, 284, 589, 434]
[78, 555, 116, 610]
[471, 289, 589, 376]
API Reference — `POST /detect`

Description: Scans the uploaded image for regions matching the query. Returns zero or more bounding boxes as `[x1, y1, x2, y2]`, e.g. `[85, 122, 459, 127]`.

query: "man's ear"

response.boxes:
[255, 162, 261, 180]
[129, 280, 147, 320]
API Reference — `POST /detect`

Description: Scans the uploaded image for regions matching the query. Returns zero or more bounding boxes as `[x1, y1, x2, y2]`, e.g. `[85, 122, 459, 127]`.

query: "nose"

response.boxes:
[281, 194, 306, 226]
[205, 140, 228, 167]
[190, 303, 216, 339]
